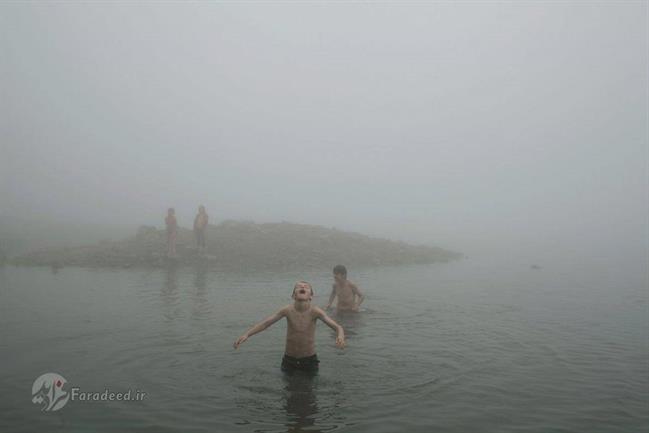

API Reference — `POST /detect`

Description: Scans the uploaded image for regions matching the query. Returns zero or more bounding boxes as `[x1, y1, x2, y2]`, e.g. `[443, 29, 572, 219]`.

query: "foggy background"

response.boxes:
[1, 2, 647, 264]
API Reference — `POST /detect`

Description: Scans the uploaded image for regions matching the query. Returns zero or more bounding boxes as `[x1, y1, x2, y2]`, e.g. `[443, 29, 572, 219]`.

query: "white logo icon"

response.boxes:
[32, 373, 69, 411]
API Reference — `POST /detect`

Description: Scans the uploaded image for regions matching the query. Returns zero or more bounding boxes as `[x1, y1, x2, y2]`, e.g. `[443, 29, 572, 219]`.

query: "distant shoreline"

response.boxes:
[8, 220, 462, 271]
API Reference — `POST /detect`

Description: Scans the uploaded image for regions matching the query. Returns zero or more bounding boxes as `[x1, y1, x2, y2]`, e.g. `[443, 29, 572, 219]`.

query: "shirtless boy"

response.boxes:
[233, 281, 345, 372]
[325, 265, 365, 312]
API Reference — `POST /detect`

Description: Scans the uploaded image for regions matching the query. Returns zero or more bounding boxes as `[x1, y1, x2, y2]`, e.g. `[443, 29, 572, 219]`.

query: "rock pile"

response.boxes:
[12, 220, 461, 270]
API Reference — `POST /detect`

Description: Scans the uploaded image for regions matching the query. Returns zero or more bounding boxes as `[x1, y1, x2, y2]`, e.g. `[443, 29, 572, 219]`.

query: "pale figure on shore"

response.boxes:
[165, 208, 177, 257]
[193, 205, 209, 253]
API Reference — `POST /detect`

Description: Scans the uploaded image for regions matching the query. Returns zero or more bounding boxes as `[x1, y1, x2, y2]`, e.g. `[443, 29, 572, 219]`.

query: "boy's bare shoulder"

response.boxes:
[311, 305, 327, 317]
[278, 304, 292, 315]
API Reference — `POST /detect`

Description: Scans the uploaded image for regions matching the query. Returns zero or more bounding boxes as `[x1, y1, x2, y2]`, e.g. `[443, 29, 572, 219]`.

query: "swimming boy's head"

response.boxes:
[333, 265, 347, 283]
[198, 205, 205, 213]
[168, 208, 175, 215]
[292, 280, 314, 302]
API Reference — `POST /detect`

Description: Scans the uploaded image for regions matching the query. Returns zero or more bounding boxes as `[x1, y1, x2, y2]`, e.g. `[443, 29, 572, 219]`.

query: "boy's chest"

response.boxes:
[286, 313, 316, 331]
[335, 285, 353, 297]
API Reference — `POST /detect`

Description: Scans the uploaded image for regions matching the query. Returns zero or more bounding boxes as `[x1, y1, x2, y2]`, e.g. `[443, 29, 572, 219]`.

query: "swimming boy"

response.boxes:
[325, 265, 365, 312]
[165, 208, 178, 257]
[234, 281, 345, 372]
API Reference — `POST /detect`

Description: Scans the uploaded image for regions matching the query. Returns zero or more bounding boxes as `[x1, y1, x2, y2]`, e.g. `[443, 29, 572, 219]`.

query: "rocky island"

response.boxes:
[10, 220, 461, 270]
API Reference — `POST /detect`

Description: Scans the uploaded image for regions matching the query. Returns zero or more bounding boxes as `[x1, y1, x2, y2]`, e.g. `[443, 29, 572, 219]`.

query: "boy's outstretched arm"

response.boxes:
[351, 283, 365, 311]
[314, 307, 345, 349]
[233, 307, 287, 349]
[325, 285, 336, 310]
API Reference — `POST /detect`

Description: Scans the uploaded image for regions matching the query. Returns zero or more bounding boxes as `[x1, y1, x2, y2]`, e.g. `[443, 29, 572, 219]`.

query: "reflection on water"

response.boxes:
[161, 263, 212, 321]
[161, 264, 179, 321]
[0, 259, 647, 433]
[283, 373, 321, 433]
[193, 264, 207, 292]
[190, 264, 211, 319]
[162, 263, 178, 297]
[332, 310, 365, 339]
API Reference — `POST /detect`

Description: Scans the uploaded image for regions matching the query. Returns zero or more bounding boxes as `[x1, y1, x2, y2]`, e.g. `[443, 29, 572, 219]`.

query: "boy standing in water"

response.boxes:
[165, 208, 178, 257]
[193, 205, 209, 253]
[325, 265, 365, 312]
[234, 281, 345, 373]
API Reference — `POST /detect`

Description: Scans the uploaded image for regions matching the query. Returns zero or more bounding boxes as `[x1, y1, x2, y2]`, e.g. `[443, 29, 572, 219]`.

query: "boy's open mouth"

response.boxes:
[299, 289, 306, 294]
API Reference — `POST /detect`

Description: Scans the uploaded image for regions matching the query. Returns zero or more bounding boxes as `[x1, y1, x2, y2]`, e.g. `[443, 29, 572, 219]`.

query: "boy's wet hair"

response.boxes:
[333, 265, 347, 277]
[168, 208, 175, 214]
[292, 280, 314, 296]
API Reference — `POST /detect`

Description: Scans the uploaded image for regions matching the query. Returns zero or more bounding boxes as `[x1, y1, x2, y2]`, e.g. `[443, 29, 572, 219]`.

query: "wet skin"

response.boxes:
[234, 282, 345, 357]
[326, 275, 365, 312]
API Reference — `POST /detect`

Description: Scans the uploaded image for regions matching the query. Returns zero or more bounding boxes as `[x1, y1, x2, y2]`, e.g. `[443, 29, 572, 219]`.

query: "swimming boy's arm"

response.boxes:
[325, 284, 336, 310]
[233, 307, 288, 349]
[351, 283, 365, 311]
[314, 307, 345, 349]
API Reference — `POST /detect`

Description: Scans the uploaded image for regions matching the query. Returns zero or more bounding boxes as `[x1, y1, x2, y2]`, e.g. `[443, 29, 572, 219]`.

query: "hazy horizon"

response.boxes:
[2, 2, 647, 262]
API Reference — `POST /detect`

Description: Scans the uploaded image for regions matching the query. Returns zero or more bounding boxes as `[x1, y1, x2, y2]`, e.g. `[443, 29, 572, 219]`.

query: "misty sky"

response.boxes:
[1, 2, 647, 257]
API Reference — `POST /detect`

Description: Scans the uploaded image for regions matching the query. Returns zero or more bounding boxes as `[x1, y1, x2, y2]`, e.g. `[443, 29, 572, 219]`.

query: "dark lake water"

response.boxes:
[1, 255, 647, 432]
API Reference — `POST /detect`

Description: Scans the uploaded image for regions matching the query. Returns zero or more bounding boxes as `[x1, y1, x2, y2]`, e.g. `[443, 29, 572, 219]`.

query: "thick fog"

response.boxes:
[1, 2, 647, 262]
